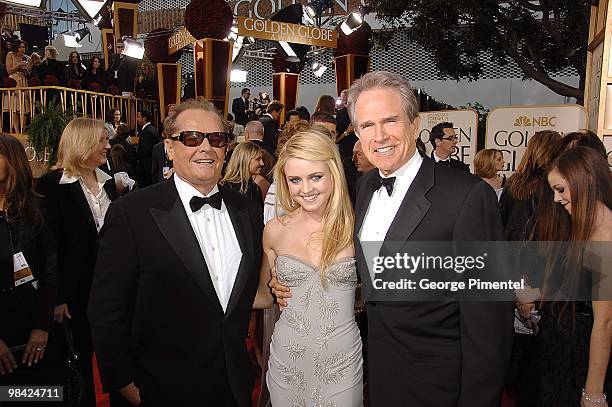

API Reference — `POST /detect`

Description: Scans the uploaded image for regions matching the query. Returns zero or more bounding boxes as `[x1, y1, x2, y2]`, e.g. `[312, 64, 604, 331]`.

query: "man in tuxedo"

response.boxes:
[136, 109, 160, 188]
[106, 40, 138, 94]
[89, 99, 264, 407]
[271, 71, 512, 406]
[259, 100, 284, 155]
[429, 121, 470, 172]
[231, 88, 251, 126]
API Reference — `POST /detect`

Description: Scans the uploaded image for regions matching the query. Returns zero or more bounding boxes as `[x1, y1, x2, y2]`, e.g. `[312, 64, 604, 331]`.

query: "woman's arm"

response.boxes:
[253, 174, 270, 201]
[5, 53, 18, 75]
[583, 300, 612, 405]
[253, 222, 276, 309]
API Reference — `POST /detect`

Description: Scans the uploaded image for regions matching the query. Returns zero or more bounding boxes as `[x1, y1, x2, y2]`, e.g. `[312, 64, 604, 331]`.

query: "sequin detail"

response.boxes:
[284, 308, 311, 337]
[313, 351, 360, 385]
[287, 395, 307, 407]
[312, 385, 337, 407]
[277, 259, 312, 287]
[300, 284, 314, 309]
[317, 288, 340, 319]
[276, 360, 306, 392]
[285, 341, 307, 360]
[316, 322, 335, 349]
[325, 259, 358, 288]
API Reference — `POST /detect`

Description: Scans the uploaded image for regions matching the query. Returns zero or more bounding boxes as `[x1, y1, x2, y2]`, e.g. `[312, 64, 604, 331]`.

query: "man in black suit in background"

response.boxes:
[89, 99, 263, 407]
[106, 39, 138, 94]
[231, 88, 251, 126]
[136, 109, 160, 188]
[271, 71, 512, 406]
[429, 121, 471, 172]
[259, 100, 284, 156]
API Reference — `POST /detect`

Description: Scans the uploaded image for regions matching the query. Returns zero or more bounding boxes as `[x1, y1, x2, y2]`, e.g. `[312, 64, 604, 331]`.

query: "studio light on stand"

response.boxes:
[305, 0, 333, 22]
[63, 27, 90, 48]
[311, 61, 327, 78]
[122, 37, 145, 60]
[340, 12, 363, 35]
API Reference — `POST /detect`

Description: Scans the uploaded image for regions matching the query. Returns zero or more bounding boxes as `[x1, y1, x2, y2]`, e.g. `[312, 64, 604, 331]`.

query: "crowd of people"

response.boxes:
[0, 70, 610, 407]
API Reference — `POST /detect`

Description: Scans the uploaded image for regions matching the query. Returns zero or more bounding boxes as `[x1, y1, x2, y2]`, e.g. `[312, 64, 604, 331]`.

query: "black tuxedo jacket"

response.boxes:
[137, 124, 160, 187]
[354, 157, 513, 407]
[259, 115, 279, 155]
[150, 141, 171, 184]
[88, 179, 263, 406]
[431, 151, 471, 172]
[106, 54, 137, 93]
[35, 170, 118, 313]
[232, 97, 249, 126]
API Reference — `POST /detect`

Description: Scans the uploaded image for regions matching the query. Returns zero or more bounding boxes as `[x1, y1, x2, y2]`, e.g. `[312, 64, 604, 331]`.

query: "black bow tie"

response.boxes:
[442, 159, 451, 166]
[371, 174, 396, 196]
[189, 193, 222, 211]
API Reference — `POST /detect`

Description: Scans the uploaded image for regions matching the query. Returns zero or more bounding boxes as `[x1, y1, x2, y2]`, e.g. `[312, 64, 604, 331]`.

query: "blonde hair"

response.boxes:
[221, 142, 263, 193]
[274, 130, 354, 275]
[54, 117, 106, 177]
[474, 148, 500, 179]
[44, 46, 58, 60]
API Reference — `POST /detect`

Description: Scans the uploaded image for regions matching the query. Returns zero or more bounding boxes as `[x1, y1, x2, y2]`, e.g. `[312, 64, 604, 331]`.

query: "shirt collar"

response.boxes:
[174, 174, 220, 214]
[59, 167, 112, 186]
[433, 150, 447, 162]
[377, 150, 423, 179]
[142, 122, 151, 131]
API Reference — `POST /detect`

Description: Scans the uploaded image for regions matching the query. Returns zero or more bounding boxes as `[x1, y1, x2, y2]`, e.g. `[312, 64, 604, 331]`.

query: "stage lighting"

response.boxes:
[340, 12, 363, 35]
[279, 41, 300, 63]
[311, 61, 327, 77]
[2, 0, 45, 7]
[122, 37, 145, 60]
[63, 28, 89, 48]
[230, 69, 248, 83]
[70, 0, 107, 22]
[305, 0, 333, 20]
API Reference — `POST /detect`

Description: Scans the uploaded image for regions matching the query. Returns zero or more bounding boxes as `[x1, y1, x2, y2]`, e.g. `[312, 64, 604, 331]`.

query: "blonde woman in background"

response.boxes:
[254, 130, 363, 407]
[474, 148, 506, 201]
[222, 142, 269, 204]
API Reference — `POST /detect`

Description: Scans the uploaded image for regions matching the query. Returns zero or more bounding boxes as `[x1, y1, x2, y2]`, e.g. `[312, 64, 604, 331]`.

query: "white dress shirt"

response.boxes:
[359, 151, 423, 242]
[60, 167, 112, 232]
[174, 175, 242, 312]
[433, 151, 448, 163]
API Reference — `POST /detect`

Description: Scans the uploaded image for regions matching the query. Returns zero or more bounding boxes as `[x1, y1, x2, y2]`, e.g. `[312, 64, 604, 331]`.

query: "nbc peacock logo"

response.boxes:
[514, 116, 531, 127]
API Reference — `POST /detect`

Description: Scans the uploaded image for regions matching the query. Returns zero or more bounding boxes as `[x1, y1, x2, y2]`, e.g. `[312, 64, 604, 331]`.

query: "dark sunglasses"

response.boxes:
[441, 136, 459, 141]
[171, 131, 230, 148]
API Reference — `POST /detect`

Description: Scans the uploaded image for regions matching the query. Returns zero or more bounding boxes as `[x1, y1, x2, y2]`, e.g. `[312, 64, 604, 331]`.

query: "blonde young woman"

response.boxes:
[221, 142, 269, 203]
[474, 148, 506, 201]
[254, 130, 363, 406]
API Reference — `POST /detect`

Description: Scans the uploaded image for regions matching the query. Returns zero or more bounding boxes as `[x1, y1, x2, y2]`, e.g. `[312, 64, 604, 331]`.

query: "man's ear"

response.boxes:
[164, 139, 174, 161]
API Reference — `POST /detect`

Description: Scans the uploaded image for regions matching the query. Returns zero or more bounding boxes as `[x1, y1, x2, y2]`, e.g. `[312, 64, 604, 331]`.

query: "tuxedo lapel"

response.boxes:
[66, 182, 97, 233]
[149, 183, 223, 313]
[223, 188, 255, 319]
[355, 171, 376, 236]
[384, 158, 434, 242]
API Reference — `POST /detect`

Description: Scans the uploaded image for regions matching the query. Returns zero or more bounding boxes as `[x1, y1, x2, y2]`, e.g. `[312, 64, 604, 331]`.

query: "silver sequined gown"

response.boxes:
[267, 255, 363, 407]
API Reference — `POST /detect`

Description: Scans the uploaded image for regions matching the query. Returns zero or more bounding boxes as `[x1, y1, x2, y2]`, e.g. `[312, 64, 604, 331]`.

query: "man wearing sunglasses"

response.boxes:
[429, 121, 470, 172]
[89, 99, 264, 407]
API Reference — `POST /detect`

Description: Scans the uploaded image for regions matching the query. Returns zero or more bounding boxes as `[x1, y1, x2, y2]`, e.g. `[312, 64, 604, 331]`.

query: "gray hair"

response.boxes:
[164, 99, 226, 136]
[245, 120, 264, 137]
[347, 71, 419, 126]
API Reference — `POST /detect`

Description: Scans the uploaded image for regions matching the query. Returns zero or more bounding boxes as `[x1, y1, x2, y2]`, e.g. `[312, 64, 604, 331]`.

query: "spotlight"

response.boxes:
[340, 12, 363, 35]
[70, 0, 107, 22]
[305, 0, 333, 20]
[279, 41, 300, 63]
[311, 61, 327, 78]
[2, 0, 45, 7]
[230, 69, 248, 83]
[92, 14, 103, 27]
[63, 28, 89, 48]
[121, 37, 145, 60]
[227, 26, 239, 42]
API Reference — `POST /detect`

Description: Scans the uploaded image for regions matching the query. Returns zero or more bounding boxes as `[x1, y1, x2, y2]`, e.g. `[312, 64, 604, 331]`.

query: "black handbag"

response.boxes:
[55, 320, 86, 407]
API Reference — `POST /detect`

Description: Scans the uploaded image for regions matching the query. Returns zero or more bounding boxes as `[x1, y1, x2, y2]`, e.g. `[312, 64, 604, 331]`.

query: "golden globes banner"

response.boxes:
[486, 105, 587, 177]
[418, 110, 478, 170]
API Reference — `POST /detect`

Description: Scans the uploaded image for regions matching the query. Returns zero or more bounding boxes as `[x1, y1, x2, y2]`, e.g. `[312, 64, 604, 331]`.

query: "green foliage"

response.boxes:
[26, 102, 74, 167]
[365, 0, 590, 101]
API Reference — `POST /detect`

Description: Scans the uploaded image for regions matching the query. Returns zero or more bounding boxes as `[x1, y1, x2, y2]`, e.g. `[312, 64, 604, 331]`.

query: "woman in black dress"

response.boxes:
[0, 134, 58, 387]
[519, 147, 612, 407]
[221, 142, 267, 206]
[82, 56, 106, 93]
